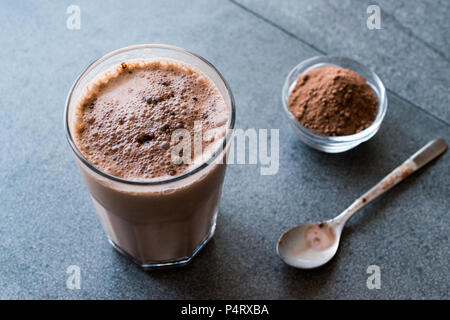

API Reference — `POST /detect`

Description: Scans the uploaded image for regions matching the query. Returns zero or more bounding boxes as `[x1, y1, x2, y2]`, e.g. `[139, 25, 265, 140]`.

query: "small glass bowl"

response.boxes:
[282, 56, 387, 153]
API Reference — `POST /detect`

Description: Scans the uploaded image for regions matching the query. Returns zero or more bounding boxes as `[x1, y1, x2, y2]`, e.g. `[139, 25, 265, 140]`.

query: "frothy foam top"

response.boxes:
[72, 59, 229, 181]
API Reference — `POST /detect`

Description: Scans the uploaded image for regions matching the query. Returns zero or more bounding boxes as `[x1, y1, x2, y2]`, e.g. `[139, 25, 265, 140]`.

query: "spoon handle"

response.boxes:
[332, 139, 448, 226]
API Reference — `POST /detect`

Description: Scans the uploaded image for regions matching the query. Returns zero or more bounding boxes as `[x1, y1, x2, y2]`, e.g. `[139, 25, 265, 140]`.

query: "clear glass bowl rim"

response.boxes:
[64, 44, 236, 186]
[281, 55, 387, 143]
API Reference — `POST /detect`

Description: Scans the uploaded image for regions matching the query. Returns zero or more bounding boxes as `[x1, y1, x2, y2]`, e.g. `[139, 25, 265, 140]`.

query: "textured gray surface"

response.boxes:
[0, 0, 448, 299]
[235, 0, 450, 123]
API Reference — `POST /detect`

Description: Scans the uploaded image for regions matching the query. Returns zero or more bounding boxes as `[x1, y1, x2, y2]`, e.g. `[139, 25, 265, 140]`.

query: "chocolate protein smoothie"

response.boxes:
[65, 46, 234, 268]
[73, 59, 228, 181]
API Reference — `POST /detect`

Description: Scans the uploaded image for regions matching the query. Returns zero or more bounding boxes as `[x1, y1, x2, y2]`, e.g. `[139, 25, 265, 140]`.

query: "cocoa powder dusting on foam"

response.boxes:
[288, 66, 378, 136]
[73, 59, 229, 181]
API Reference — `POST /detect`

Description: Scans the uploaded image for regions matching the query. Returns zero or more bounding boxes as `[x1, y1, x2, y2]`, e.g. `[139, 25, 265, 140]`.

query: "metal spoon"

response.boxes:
[277, 139, 448, 269]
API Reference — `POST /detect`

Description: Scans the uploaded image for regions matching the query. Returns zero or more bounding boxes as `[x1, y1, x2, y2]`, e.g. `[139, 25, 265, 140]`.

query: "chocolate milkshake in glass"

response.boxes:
[64, 45, 235, 268]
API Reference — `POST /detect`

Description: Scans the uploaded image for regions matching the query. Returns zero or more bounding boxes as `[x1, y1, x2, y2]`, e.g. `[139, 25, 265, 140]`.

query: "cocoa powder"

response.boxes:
[288, 66, 378, 136]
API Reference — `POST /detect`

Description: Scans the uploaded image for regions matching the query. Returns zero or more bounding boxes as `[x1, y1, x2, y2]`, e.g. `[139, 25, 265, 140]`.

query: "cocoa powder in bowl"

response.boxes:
[288, 65, 378, 136]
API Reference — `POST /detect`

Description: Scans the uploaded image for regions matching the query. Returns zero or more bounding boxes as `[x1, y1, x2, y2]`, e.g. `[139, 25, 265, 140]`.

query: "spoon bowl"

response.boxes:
[277, 221, 342, 269]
